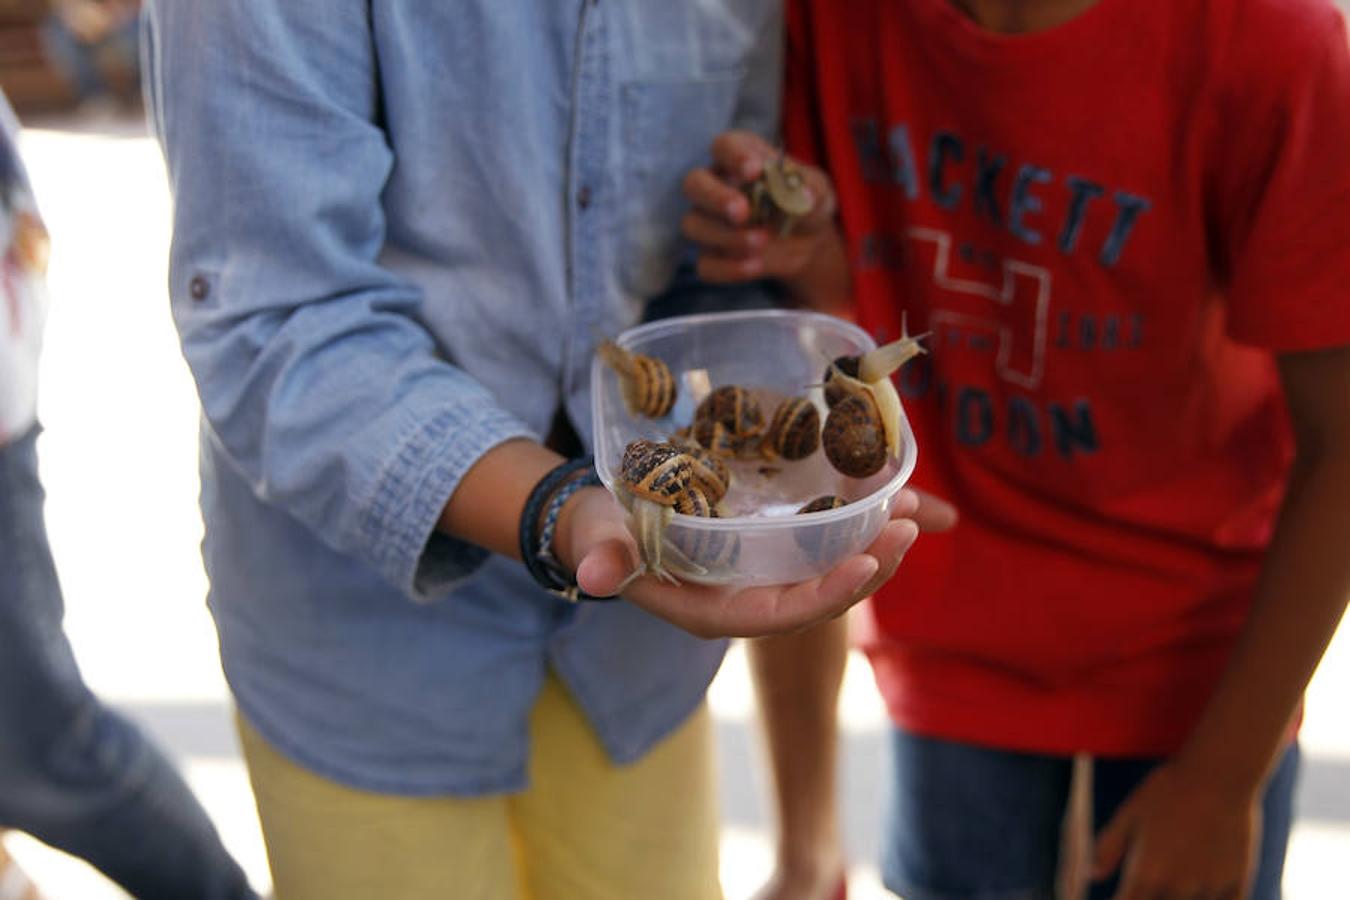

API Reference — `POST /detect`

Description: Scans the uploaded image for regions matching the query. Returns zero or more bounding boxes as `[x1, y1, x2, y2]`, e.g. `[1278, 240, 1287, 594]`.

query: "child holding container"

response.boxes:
[683, 1, 1350, 897]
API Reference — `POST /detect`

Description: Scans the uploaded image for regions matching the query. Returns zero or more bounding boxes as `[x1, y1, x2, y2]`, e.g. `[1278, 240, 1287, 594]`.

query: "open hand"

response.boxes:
[1093, 760, 1262, 900]
[556, 486, 923, 639]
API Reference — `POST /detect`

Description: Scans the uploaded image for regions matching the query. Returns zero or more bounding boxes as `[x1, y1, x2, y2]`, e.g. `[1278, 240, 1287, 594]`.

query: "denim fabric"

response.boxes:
[0, 426, 256, 900]
[883, 729, 1298, 900]
[144, 1, 781, 793]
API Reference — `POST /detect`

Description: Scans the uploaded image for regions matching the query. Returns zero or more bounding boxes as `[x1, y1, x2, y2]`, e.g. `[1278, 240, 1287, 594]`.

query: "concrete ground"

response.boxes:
[5, 111, 1348, 899]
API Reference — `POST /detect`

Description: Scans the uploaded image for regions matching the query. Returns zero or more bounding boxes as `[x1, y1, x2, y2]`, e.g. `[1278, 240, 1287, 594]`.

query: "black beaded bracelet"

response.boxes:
[518, 456, 615, 603]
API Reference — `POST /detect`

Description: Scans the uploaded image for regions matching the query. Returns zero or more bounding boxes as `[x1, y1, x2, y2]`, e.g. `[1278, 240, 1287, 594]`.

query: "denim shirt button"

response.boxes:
[576, 185, 593, 210]
[189, 274, 210, 302]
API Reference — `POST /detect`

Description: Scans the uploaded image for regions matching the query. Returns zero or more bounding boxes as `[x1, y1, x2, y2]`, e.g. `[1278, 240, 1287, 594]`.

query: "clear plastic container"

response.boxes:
[591, 309, 917, 587]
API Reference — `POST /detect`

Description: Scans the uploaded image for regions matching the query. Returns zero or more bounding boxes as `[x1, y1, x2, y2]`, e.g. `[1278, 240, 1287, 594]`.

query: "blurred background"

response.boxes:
[2, 2, 1348, 897]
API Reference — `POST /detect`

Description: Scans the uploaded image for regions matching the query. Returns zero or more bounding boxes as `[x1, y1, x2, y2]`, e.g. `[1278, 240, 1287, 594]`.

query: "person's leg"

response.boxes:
[1088, 745, 1301, 900]
[236, 713, 521, 900]
[509, 674, 723, 900]
[0, 425, 255, 900]
[881, 729, 1073, 899]
[90, 14, 143, 103]
[39, 17, 105, 101]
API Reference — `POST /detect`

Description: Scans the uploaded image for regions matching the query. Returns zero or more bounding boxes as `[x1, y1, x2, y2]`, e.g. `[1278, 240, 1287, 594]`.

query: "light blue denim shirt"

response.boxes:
[144, 0, 782, 795]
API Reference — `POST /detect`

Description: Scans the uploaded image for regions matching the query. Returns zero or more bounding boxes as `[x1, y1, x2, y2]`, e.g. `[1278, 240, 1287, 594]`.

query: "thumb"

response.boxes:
[1092, 798, 1138, 881]
[912, 490, 959, 533]
[575, 537, 640, 598]
[711, 130, 777, 181]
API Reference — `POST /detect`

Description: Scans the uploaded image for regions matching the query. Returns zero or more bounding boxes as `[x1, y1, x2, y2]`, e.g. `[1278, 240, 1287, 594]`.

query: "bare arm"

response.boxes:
[1096, 344, 1350, 899]
[436, 438, 925, 640]
[1175, 344, 1350, 789]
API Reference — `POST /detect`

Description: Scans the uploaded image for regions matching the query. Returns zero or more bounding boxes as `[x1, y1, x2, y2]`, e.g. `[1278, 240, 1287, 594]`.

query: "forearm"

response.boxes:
[435, 438, 567, 561]
[749, 616, 849, 870]
[1178, 447, 1350, 788]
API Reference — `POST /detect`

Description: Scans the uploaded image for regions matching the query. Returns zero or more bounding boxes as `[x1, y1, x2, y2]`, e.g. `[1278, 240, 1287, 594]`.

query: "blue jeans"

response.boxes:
[0, 425, 255, 900]
[884, 729, 1299, 900]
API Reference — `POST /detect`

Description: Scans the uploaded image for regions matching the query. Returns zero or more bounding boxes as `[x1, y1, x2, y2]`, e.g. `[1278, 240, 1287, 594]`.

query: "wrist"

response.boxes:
[518, 456, 612, 602]
[1170, 742, 1271, 798]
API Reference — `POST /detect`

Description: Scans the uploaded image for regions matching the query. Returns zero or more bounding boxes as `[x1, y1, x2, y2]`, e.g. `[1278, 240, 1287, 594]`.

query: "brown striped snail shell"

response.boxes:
[682, 446, 731, 503]
[794, 496, 856, 561]
[822, 394, 887, 478]
[745, 156, 815, 234]
[765, 396, 821, 461]
[694, 386, 764, 440]
[620, 440, 692, 506]
[691, 418, 740, 459]
[598, 340, 677, 419]
[822, 355, 863, 408]
[797, 495, 847, 514]
[672, 484, 717, 518]
[669, 488, 740, 578]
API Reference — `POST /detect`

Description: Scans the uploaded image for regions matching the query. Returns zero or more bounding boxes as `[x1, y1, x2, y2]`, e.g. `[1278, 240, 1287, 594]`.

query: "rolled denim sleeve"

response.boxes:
[144, 1, 535, 601]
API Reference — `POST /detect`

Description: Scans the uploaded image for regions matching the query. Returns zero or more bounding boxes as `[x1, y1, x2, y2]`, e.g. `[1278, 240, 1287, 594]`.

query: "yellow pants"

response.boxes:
[237, 675, 722, 900]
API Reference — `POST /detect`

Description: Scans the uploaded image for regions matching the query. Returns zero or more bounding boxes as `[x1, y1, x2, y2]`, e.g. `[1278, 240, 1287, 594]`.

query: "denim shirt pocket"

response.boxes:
[618, 73, 746, 300]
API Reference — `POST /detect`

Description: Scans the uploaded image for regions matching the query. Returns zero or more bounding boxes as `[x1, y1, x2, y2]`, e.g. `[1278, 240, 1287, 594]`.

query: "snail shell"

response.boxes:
[672, 484, 717, 518]
[822, 355, 862, 408]
[694, 386, 764, 440]
[683, 446, 731, 503]
[766, 396, 821, 461]
[669, 492, 741, 579]
[794, 496, 855, 562]
[797, 495, 847, 514]
[746, 157, 815, 233]
[620, 440, 692, 506]
[690, 418, 738, 458]
[598, 340, 677, 419]
[822, 394, 887, 478]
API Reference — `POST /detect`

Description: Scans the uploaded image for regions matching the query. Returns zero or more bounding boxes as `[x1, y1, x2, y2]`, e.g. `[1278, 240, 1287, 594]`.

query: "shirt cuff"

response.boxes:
[361, 403, 537, 603]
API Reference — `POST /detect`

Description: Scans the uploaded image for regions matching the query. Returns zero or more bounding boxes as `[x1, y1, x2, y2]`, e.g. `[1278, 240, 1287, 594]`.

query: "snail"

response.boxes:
[822, 355, 862, 409]
[797, 495, 847, 514]
[819, 319, 928, 476]
[617, 440, 694, 584]
[822, 394, 889, 477]
[597, 339, 677, 419]
[672, 484, 716, 518]
[764, 396, 821, 461]
[668, 431, 734, 505]
[694, 385, 765, 440]
[795, 495, 855, 562]
[745, 155, 816, 236]
[692, 386, 766, 460]
[667, 484, 743, 582]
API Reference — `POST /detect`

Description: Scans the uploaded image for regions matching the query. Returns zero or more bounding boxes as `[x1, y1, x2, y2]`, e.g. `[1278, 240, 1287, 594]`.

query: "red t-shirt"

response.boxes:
[786, 0, 1350, 756]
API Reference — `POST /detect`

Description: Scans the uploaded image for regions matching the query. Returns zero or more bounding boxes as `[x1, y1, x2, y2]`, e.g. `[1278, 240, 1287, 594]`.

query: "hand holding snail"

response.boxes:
[680, 131, 839, 285]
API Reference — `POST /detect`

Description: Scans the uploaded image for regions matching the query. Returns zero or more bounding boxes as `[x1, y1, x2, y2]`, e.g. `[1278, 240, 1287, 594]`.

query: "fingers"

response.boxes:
[682, 167, 752, 225]
[681, 209, 769, 257]
[768, 552, 881, 630]
[710, 129, 778, 180]
[684, 217, 837, 283]
[910, 489, 960, 533]
[854, 518, 920, 599]
[574, 537, 640, 598]
[1094, 799, 1137, 883]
